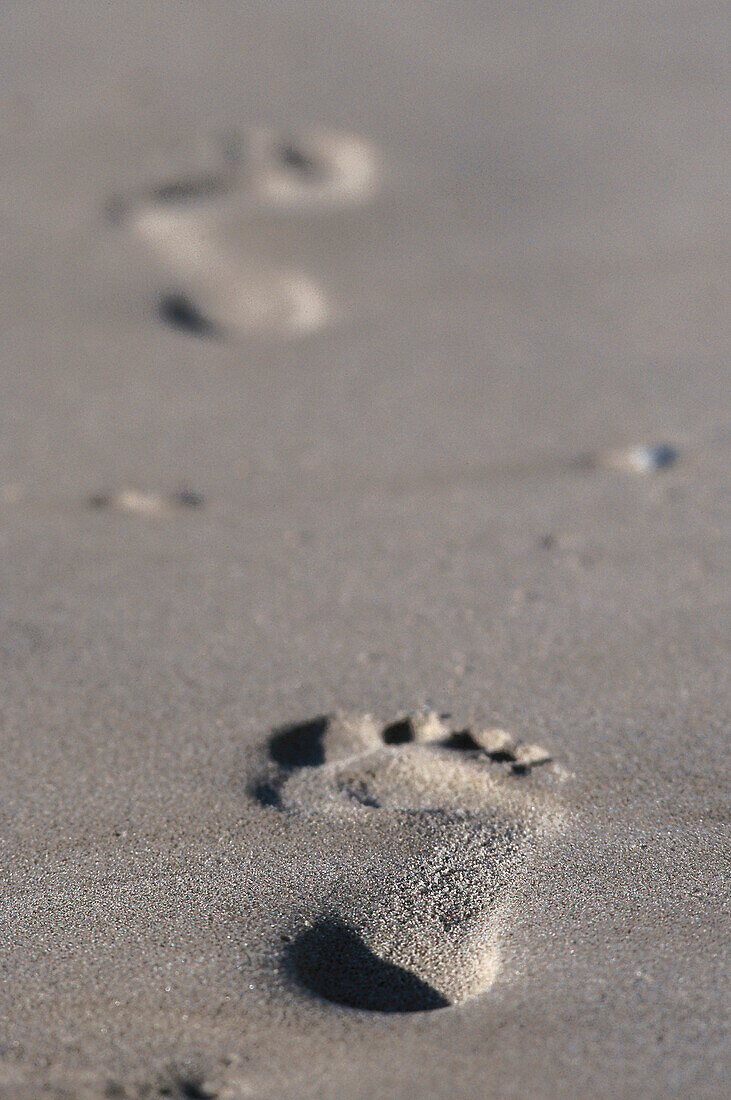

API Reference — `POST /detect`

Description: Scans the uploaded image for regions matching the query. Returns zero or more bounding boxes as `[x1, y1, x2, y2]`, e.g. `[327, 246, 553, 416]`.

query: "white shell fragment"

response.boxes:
[88, 486, 203, 516]
[608, 443, 679, 473]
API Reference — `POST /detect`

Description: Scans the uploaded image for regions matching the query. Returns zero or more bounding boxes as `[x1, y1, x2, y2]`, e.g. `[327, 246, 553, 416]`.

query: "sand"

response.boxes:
[1, 2, 729, 1097]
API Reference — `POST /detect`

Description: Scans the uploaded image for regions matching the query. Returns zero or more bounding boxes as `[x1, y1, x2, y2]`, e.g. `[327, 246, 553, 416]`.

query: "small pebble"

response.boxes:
[611, 443, 679, 473]
[88, 486, 204, 516]
[114, 488, 170, 515]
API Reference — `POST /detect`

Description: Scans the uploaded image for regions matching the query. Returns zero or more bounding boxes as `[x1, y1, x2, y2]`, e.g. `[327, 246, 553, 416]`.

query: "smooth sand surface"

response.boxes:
[1, 2, 729, 1097]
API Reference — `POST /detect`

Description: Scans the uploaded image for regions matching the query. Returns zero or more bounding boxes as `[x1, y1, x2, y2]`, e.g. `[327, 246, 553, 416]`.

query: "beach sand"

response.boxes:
[0, 2, 728, 1096]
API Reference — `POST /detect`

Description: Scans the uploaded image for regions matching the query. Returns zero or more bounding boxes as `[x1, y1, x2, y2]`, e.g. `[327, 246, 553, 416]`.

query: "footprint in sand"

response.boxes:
[107, 127, 380, 339]
[254, 711, 567, 1013]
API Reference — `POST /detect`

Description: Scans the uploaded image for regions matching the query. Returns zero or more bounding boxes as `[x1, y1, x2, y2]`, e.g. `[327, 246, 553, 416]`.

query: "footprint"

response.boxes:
[108, 127, 379, 339]
[254, 711, 567, 1013]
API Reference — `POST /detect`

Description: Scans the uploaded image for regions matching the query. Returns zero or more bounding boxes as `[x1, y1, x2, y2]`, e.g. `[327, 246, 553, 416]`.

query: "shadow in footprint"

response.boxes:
[268, 716, 330, 769]
[158, 292, 220, 338]
[381, 718, 415, 745]
[276, 141, 321, 180]
[286, 918, 450, 1013]
[151, 173, 232, 207]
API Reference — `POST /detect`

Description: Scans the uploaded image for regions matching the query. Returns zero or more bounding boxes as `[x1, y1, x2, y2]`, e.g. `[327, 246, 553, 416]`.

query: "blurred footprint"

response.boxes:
[108, 127, 380, 339]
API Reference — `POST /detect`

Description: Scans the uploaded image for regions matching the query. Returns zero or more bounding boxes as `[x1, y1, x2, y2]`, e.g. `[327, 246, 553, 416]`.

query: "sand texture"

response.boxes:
[0, 2, 729, 1097]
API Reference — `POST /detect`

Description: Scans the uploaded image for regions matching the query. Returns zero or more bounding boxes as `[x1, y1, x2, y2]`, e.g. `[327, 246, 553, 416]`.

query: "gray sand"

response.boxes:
[1, 2, 729, 1097]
